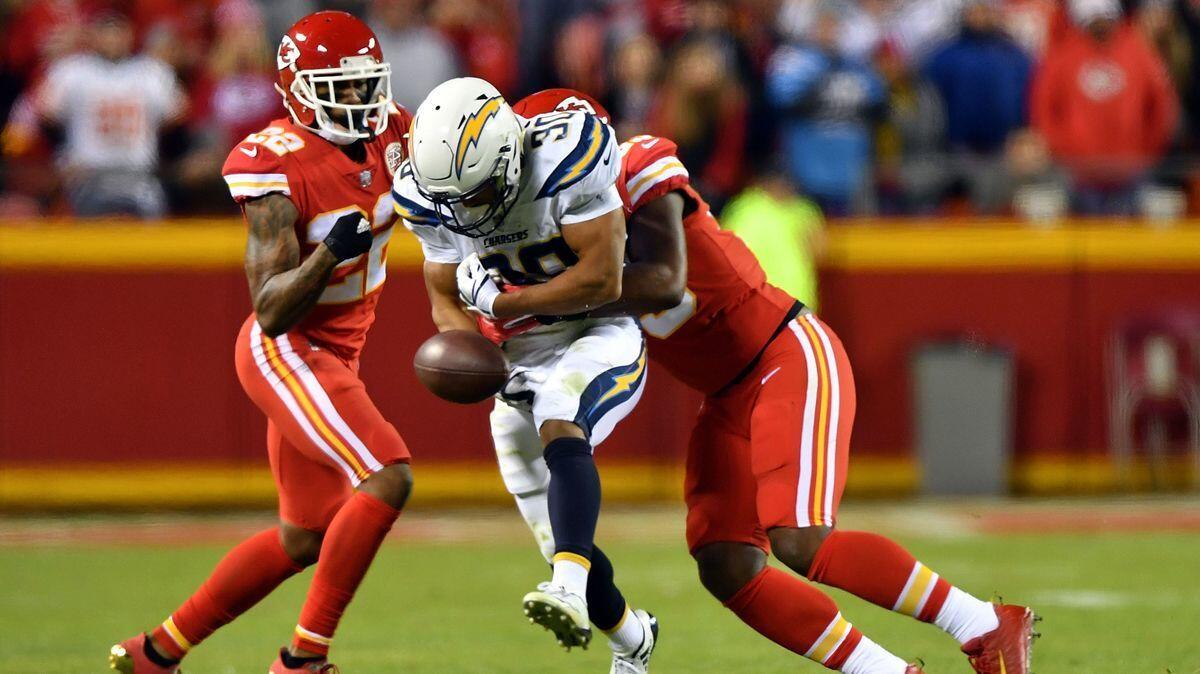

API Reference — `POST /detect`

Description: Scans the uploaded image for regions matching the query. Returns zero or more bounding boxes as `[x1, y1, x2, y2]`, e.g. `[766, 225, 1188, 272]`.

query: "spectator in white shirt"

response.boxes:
[35, 12, 185, 218]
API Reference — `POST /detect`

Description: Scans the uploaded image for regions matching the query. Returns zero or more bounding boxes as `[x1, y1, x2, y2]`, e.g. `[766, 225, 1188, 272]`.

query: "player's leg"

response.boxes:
[492, 396, 654, 663]
[134, 427, 336, 664]
[759, 313, 1031, 672]
[109, 325, 352, 673]
[686, 392, 910, 673]
[241, 324, 412, 670]
[524, 320, 650, 652]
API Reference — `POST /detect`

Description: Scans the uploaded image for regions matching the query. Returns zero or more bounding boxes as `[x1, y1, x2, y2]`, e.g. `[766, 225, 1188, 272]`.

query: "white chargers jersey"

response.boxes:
[392, 110, 622, 284]
[37, 54, 183, 172]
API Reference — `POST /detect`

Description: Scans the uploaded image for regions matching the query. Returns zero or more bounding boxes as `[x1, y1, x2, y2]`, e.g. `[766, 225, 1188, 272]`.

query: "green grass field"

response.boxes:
[1, 501, 1198, 673]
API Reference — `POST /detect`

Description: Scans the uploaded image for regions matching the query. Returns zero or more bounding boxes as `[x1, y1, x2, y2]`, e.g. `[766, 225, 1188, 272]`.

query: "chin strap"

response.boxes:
[316, 126, 359, 146]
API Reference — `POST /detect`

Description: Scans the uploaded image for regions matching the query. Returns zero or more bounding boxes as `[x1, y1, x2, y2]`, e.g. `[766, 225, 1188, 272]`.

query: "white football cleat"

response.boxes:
[610, 610, 659, 674]
[522, 582, 592, 651]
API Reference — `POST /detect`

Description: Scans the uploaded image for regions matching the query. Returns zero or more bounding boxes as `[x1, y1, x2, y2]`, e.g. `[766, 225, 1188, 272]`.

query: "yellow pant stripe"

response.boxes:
[898, 564, 935, 616]
[799, 318, 831, 525]
[602, 603, 633, 635]
[261, 334, 369, 480]
[553, 551, 592, 571]
[294, 625, 332, 646]
[808, 614, 850, 663]
[161, 617, 193, 652]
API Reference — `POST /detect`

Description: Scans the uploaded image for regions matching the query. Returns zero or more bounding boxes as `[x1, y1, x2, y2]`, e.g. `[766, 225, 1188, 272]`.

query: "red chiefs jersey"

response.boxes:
[222, 106, 412, 361]
[619, 135, 798, 394]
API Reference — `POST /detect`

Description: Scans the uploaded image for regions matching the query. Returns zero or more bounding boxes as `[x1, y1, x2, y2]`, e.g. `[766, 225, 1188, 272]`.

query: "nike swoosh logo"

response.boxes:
[239, 146, 258, 158]
[639, 138, 659, 149]
[761, 367, 782, 386]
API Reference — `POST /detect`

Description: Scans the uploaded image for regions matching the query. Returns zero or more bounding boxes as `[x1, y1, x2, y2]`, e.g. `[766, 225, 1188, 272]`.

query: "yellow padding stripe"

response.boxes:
[553, 552, 592, 571]
[4, 222, 1200, 270]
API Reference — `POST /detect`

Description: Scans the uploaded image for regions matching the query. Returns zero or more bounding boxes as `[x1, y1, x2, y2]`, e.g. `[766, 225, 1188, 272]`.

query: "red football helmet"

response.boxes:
[513, 88, 611, 124]
[275, 10, 391, 144]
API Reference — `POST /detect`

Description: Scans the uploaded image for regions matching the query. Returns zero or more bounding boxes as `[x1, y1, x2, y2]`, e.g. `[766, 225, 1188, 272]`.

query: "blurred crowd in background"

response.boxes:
[2, 0, 1199, 222]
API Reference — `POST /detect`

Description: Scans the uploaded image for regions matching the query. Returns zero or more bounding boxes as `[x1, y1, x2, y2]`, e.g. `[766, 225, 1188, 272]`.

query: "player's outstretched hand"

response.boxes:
[456, 253, 502, 319]
[476, 313, 539, 345]
[323, 212, 374, 261]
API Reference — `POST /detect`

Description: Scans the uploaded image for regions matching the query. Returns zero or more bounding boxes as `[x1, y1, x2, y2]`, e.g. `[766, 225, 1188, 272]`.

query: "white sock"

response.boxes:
[606, 606, 646, 654]
[550, 553, 590, 598]
[934, 587, 999, 644]
[840, 635, 908, 674]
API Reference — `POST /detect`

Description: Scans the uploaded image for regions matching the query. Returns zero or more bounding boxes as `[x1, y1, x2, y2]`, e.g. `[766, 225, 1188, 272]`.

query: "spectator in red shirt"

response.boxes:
[1031, 0, 1179, 215]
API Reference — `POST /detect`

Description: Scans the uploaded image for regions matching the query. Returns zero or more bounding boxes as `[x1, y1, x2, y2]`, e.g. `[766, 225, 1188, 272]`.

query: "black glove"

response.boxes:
[323, 212, 373, 261]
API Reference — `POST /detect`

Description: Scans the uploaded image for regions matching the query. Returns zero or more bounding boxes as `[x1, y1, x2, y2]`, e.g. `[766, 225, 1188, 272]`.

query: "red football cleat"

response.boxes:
[269, 649, 340, 673]
[108, 634, 181, 674]
[962, 604, 1038, 674]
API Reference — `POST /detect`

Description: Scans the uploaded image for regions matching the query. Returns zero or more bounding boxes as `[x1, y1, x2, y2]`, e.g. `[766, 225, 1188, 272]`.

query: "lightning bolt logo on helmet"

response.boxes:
[455, 97, 503, 179]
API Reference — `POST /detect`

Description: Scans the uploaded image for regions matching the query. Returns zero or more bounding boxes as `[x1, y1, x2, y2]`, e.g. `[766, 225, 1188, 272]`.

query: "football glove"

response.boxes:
[476, 313, 540, 345]
[323, 212, 373, 261]
[456, 253, 503, 318]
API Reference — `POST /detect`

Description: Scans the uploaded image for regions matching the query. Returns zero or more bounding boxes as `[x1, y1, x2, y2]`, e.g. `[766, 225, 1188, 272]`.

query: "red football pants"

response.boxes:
[685, 311, 855, 552]
[235, 317, 410, 531]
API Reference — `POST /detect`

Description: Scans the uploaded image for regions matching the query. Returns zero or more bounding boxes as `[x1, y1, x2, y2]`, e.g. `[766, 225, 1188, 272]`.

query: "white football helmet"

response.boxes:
[408, 77, 524, 238]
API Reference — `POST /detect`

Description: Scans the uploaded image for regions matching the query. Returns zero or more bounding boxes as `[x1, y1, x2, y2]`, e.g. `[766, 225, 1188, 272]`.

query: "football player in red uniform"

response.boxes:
[513, 90, 1038, 674]
[110, 13, 414, 674]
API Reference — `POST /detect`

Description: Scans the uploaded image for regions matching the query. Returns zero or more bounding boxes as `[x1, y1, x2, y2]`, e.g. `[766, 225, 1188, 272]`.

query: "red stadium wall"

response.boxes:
[2, 222, 1199, 508]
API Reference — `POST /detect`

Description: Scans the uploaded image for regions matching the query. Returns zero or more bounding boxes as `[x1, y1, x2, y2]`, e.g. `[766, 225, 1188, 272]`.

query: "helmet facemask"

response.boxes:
[416, 140, 523, 238]
[284, 55, 392, 144]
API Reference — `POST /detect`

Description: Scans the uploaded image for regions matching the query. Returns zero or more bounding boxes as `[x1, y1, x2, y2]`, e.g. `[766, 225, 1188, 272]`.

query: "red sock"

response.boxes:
[723, 567, 862, 669]
[152, 528, 304, 660]
[808, 530, 951, 622]
[292, 491, 400, 656]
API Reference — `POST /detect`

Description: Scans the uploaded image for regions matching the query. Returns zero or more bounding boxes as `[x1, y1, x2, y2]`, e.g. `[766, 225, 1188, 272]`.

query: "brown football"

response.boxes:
[413, 330, 509, 404]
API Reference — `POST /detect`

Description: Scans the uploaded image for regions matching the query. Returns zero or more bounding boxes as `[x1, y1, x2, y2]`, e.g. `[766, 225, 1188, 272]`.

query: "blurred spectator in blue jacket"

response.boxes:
[767, 6, 886, 216]
[925, 0, 1033, 213]
[927, 0, 1032, 155]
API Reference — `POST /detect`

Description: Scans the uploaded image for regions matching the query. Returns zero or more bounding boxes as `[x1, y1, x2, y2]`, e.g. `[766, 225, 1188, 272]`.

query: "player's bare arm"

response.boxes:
[491, 207, 626, 319]
[242, 193, 339, 337]
[424, 261, 479, 332]
[591, 191, 687, 317]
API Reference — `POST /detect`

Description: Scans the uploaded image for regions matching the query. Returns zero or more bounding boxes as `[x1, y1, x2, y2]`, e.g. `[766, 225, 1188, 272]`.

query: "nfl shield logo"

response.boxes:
[359, 169, 373, 188]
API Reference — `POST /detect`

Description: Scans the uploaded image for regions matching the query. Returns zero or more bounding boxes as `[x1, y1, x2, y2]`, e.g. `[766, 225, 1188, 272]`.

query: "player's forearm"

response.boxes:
[590, 263, 685, 317]
[492, 265, 621, 318]
[432, 302, 478, 333]
[253, 246, 339, 336]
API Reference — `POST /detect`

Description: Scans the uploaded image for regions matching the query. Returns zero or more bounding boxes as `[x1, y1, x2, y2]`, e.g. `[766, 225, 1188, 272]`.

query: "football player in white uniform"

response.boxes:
[393, 77, 657, 672]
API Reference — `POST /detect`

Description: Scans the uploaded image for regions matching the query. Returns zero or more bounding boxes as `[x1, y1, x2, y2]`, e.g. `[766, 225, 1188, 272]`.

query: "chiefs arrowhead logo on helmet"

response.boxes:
[277, 34, 300, 71]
